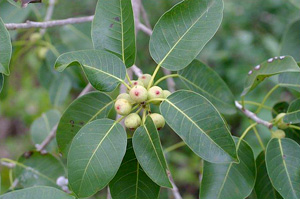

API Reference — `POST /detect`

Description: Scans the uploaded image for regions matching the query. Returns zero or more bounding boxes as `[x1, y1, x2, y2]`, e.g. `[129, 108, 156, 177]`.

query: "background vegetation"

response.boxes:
[0, 0, 299, 198]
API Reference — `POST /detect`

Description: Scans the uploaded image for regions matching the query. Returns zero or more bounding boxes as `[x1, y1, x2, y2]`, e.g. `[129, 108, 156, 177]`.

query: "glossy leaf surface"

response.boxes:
[149, 0, 224, 70]
[109, 139, 160, 199]
[160, 90, 237, 163]
[200, 138, 256, 199]
[284, 98, 300, 124]
[266, 138, 300, 199]
[254, 152, 283, 199]
[55, 49, 126, 92]
[242, 56, 299, 96]
[92, 0, 135, 67]
[133, 117, 172, 188]
[178, 60, 236, 115]
[56, 92, 113, 155]
[67, 119, 127, 198]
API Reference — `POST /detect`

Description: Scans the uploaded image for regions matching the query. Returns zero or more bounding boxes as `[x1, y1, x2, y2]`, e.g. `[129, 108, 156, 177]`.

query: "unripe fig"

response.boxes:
[114, 99, 132, 115]
[275, 113, 289, 129]
[125, 113, 141, 129]
[37, 47, 48, 59]
[272, 130, 286, 139]
[163, 90, 171, 98]
[30, 32, 42, 42]
[127, 80, 145, 93]
[148, 86, 164, 104]
[117, 93, 134, 104]
[129, 85, 148, 103]
[132, 80, 144, 87]
[138, 74, 152, 88]
[150, 113, 165, 130]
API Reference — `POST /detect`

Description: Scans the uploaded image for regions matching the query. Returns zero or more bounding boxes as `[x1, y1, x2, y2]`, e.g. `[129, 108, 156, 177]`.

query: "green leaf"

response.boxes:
[0, 17, 12, 75]
[272, 101, 289, 118]
[281, 19, 300, 61]
[0, 74, 3, 93]
[12, 151, 65, 188]
[241, 56, 300, 96]
[67, 119, 127, 198]
[200, 137, 256, 199]
[284, 98, 300, 124]
[30, 110, 61, 152]
[178, 60, 236, 115]
[160, 90, 237, 163]
[254, 152, 283, 199]
[49, 75, 72, 107]
[133, 116, 172, 188]
[278, 72, 300, 92]
[92, 0, 135, 67]
[149, 0, 224, 71]
[54, 49, 126, 92]
[109, 139, 160, 199]
[57, 92, 113, 155]
[266, 138, 300, 199]
[0, 186, 75, 199]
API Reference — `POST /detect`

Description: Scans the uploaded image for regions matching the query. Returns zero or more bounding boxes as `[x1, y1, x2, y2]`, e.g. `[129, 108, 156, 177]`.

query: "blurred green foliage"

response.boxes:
[0, 0, 299, 198]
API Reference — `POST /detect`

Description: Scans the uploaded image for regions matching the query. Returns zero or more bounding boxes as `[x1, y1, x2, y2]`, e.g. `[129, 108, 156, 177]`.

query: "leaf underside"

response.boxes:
[109, 139, 160, 199]
[0, 186, 75, 199]
[200, 137, 256, 199]
[242, 56, 300, 96]
[0, 17, 12, 75]
[178, 59, 236, 115]
[54, 49, 126, 92]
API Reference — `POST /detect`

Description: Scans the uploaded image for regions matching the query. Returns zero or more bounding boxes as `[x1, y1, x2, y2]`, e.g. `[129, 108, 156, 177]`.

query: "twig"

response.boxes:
[5, 15, 94, 30]
[36, 83, 94, 152]
[106, 187, 112, 199]
[167, 171, 182, 199]
[235, 101, 273, 129]
[40, 0, 56, 35]
[1, 161, 15, 168]
[137, 23, 152, 36]
[131, 65, 143, 77]
[140, 2, 151, 28]
[131, 0, 141, 35]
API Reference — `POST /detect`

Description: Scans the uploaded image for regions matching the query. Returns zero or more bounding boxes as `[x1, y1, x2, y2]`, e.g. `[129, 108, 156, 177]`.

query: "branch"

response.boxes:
[40, 0, 56, 35]
[131, 65, 143, 77]
[235, 101, 273, 129]
[137, 23, 152, 36]
[167, 171, 182, 199]
[140, 2, 151, 28]
[36, 83, 94, 152]
[5, 15, 94, 30]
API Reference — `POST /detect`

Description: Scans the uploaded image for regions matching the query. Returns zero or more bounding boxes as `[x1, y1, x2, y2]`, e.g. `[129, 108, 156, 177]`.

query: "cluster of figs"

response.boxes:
[114, 74, 171, 130]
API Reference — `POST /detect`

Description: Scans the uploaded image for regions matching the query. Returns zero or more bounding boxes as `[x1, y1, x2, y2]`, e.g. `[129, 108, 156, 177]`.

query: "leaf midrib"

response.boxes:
[78, 122, 117, 195]
[216, 163, 232, 198]
[82, 64, 123, 83]
[164, 98, 233, 160]
[157, 0, 215, 67]
[278, 139, 297, 198]
[142, 123, 169, 186]
[12, 160, 56, 186]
